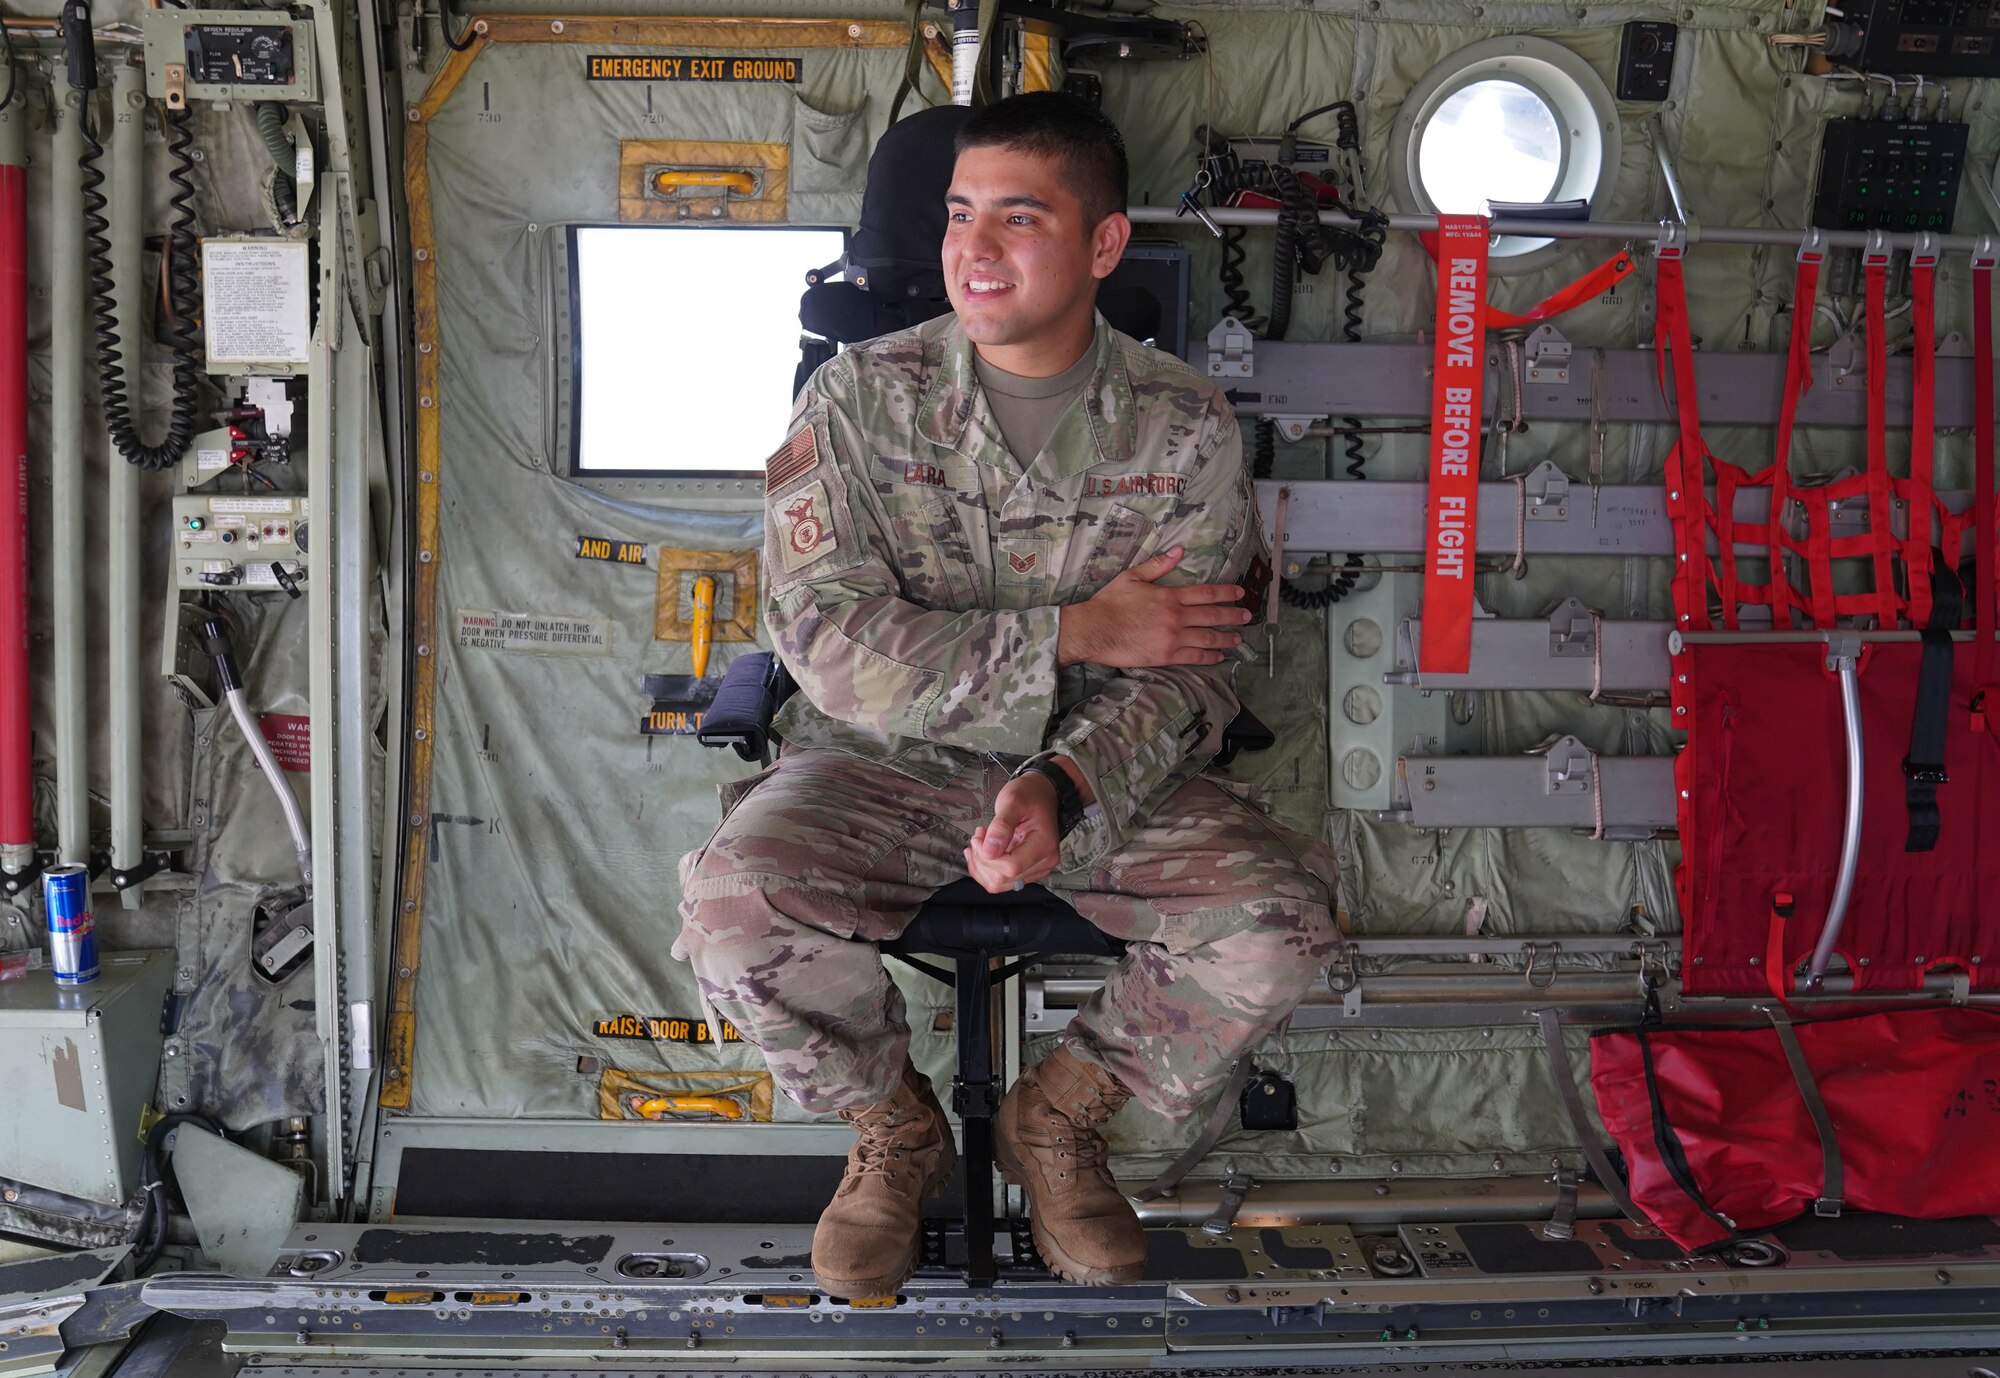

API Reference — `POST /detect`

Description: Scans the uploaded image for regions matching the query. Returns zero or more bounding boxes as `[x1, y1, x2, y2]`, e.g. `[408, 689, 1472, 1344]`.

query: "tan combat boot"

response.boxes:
[811, 1063, 956, 1298]
[994, 1045, 1146, 1284]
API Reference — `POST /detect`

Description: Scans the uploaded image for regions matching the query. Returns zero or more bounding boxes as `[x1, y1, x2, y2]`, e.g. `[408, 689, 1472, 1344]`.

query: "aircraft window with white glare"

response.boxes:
[1416, 79, 1565, 214]
[1389, 37, 1620, 272]
[571, 225, 847, 474]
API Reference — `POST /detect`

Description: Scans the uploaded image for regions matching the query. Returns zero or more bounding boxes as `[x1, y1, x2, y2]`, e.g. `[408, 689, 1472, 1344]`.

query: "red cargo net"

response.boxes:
[1663, 245, 2000, 995]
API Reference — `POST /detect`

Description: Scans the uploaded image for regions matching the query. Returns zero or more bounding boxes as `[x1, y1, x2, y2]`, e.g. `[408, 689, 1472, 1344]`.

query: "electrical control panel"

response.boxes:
[187, 24, 295, 85]
[173, 496, 309, 591]
[1809, 118, 1968, 233]
[1617, 22, 1677, 100]
[142, 9, 319, 105]
[1824, 0, 2000, 76]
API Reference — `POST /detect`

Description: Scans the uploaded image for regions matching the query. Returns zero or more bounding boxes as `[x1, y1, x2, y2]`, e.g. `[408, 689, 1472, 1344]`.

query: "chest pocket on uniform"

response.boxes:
[1063, 502, 1157, 597]
[891, 493, 982, 611]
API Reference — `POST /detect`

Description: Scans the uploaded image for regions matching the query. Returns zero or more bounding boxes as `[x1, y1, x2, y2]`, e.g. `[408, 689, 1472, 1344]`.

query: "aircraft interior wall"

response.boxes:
[2, 0, 1999, 1362]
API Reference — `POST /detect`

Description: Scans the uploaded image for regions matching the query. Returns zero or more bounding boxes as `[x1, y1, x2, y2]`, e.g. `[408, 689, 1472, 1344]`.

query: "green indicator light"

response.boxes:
[187, 516, 205, 531]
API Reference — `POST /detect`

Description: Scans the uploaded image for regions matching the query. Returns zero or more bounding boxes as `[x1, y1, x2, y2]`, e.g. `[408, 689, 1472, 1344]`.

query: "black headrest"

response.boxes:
[847, 104, 974, 301]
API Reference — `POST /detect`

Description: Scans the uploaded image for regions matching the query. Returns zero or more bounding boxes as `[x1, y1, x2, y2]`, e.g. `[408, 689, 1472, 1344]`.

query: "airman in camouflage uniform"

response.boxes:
[675, 93, 1337, 1296]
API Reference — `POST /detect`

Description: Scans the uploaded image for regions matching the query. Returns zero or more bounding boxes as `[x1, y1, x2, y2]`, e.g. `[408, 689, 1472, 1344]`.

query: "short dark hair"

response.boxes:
[956, 92, 1128, 227]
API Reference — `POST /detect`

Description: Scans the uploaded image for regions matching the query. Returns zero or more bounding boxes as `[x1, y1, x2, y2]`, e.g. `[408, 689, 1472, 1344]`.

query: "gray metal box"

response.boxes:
[0, 949, 173, 1205]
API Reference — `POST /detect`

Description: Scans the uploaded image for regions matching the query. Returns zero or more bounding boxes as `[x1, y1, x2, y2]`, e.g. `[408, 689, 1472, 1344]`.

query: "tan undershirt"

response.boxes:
[971, 346, 1097, 466]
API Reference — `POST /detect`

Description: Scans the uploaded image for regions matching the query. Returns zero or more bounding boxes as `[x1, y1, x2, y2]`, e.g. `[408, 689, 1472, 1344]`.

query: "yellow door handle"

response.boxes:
[630, 1092, 745, 1121]
[690, 574, 716, 679]
[651, 169, 758, 198]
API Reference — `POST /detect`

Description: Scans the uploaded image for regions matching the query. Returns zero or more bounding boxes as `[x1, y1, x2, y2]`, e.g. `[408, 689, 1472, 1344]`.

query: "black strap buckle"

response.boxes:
[1901, 758, 1949, 787]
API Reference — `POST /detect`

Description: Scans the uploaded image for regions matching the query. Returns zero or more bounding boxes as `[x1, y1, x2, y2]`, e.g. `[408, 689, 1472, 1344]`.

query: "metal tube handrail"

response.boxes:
[1809, 637, 1867, 990]
[1654, 138, 1693, 229]
[50, 92, 89, 867]
[1128, 204, 2000, 257]
[108, 60, 145, 901]
[1677, 629, 1997, 645]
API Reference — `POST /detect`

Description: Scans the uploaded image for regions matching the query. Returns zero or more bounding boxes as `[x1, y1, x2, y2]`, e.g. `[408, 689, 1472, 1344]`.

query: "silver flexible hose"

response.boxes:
[223, 684, 313, 887]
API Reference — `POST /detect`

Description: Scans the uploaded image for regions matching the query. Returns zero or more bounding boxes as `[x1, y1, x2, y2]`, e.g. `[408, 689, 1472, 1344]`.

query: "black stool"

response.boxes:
[881, 879, 1123, 1287]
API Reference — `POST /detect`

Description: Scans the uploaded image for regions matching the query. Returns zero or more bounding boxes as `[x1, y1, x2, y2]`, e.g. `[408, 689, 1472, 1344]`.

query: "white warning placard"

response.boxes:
[202, 238, 311, 365]
[455, 609, 614, 659]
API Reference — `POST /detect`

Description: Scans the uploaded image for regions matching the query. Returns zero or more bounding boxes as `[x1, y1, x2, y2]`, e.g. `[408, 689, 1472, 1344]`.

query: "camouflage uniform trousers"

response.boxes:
[674, 749, 1339, 1118]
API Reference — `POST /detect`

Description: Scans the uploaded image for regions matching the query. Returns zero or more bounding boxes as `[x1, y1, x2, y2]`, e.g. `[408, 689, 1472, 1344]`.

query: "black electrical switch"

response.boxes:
[1617, 21, 1678, 102]
[1240, 1069, 1298, 1132]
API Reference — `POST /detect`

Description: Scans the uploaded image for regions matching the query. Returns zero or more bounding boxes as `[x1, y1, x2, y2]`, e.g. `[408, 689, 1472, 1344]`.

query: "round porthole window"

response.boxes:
[1390, 37, 1622, 274]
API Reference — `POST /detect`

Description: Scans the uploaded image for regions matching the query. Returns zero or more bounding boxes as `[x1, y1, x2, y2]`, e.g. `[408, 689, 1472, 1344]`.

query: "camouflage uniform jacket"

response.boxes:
[762, 313, 1269, 869]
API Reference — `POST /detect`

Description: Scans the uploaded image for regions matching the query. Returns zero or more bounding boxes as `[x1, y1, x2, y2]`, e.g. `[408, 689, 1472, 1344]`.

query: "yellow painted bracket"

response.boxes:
[623, 140, 787, 222]
[656, 548, 758, 645]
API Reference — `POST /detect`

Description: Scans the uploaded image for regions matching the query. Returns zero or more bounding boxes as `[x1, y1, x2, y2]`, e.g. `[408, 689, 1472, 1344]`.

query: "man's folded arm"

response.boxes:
[765, 373, 1059, 757]
[1027, 404, 1264, 857]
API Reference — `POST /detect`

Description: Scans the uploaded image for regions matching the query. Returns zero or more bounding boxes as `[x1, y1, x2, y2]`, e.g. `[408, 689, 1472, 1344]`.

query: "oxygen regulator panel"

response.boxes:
[140, 8, 320, 105]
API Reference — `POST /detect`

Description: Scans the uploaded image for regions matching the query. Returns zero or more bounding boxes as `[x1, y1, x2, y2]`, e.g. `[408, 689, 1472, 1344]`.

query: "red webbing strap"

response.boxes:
[1714, 465, 1746, 630]
[1420, 215, 1488, 675]
[1484, 251, 1637, 329]
[1770, 252, 1822, 629]
[1415, 242, 1636, 329]
[1906, 253, 1938, 628]
[1805, 499, 1838, 626]
[1863, 254, 1903, 625]
[1976, 255, 1997, 686]
[1655, 251, 1712, 630]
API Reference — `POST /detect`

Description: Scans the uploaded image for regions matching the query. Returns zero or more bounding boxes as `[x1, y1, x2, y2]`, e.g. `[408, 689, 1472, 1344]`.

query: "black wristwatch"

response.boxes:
[1016, 759, 1087, 839]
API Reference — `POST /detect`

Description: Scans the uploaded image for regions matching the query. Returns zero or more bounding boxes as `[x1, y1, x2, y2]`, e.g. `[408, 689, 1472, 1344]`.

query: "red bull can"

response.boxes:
[42, 865, 98, 986]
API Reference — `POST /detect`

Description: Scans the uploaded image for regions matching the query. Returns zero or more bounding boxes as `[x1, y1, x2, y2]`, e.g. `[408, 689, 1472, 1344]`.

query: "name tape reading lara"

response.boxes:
[587, 54, 801, 83]
[456, 609, 613, 658]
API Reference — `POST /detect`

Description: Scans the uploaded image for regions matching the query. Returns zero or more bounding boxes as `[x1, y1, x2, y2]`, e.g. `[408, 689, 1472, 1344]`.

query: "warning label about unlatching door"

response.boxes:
[455, 609, 614, 659]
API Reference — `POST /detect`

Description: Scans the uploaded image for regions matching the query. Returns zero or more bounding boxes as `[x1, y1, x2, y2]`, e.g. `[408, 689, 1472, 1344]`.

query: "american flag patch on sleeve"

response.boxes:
[766, 424, 819, 492]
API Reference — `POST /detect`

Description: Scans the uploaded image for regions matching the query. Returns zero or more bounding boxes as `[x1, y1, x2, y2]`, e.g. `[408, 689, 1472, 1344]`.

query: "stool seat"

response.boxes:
[882, 877, 1124, 1287]
[883, 878, 1122, 963]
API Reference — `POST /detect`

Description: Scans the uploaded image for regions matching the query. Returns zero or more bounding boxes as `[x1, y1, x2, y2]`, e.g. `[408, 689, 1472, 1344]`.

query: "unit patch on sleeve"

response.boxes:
[766, 424, 820, 492]
[775, 480, 839, 573]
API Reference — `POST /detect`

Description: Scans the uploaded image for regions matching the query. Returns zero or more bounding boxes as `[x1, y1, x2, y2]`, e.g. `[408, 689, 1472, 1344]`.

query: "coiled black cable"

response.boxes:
[80, 99, 204, 471]
[1217, 225, 1264, 333]
[1337, 214, 1386, 481]
[1266, 174, 1299, 341]
[1329, 102, 1381, 481]
[1202, 141, 1386, 341]
[1331, 99, 1360, 152]
[1249, 417, 1362, 610]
